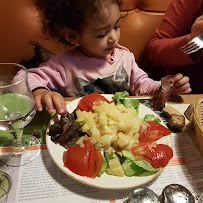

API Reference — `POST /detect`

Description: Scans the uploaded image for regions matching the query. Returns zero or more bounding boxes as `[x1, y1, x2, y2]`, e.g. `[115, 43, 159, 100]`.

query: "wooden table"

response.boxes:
[167, 94, 203, 104]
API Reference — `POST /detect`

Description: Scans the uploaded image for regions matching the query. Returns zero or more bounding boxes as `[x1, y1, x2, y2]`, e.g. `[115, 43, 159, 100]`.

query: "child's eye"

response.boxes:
[97, 33, 106, 38]
[114, 25, 121, 30]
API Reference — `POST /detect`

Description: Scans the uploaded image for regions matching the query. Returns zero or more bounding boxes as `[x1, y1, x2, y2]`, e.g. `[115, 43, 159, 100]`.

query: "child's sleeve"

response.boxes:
[27, 55, 67, 93]
[129, 53, 161, 96]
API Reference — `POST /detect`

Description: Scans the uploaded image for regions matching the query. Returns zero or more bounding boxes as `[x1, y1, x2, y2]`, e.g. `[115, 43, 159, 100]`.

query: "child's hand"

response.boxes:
[170, 73, 192, 95]
[32, 88, 67, 116]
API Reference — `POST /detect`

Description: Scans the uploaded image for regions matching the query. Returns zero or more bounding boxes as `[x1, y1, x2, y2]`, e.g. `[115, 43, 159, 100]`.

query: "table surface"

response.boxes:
[2, 93, 203, 203]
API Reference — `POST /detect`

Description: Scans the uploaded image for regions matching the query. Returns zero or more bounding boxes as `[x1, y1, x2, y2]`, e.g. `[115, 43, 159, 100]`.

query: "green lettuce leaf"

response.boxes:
[143, 114, 161, 123]
[122, 159, 145, 176]
[121, 150, 161, 177]
[112, 91, 129, 104]
[112, 91, 140, 113]
[98, 156, 107, 177]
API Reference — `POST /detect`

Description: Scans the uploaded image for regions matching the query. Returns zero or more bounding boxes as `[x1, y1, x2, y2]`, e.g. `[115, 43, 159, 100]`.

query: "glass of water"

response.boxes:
[0, 63, 40, 166]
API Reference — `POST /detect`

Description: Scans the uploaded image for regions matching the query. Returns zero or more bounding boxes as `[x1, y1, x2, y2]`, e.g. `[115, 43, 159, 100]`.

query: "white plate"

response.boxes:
[46, 95, 172, 190]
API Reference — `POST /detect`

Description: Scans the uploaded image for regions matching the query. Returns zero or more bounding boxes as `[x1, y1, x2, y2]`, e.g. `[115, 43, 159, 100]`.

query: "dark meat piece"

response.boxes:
[49, 111, 85, 149]
[152, 75, 175, 111]
[161, 75, 174, 101]
[152, 89, 166, 111]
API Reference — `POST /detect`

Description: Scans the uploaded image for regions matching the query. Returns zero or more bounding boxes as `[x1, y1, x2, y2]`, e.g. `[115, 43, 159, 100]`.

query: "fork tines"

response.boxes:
[180, 36, 203, 55]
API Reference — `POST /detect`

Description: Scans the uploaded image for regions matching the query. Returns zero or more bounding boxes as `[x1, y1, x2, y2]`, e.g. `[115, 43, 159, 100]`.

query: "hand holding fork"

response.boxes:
[180, 35, 203, 54]
[180, 15, 203, 54]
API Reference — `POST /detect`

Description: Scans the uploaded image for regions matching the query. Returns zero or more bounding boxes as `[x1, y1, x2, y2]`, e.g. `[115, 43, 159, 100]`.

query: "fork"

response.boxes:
[180, 35, 203, 54]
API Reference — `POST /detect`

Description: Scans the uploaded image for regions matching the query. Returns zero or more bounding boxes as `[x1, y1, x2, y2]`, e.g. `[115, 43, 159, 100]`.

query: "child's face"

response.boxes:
[78, 3, 120, 60]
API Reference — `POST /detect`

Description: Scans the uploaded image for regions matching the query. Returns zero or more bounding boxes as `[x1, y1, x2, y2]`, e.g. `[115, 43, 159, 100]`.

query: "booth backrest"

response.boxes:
[0, 0, 171, 69]
[0, 0, 64, 63]
[119, 0, 171, 64]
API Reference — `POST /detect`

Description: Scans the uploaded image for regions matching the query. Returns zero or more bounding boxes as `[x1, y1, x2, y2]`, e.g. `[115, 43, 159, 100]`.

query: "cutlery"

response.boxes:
[180, 35, 203, 54]
[125, 187, 160, 203]
[125, 184, 195, 203]
[160, 184, 195, 203]
[199, 193, 203, 203]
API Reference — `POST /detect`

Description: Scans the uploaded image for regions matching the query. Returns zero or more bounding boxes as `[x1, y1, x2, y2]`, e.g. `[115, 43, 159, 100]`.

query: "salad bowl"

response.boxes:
[46, 94, 172, 189]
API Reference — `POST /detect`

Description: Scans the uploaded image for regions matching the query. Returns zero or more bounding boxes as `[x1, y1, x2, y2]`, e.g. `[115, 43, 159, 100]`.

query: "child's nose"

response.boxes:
[108, 30, 118, 43]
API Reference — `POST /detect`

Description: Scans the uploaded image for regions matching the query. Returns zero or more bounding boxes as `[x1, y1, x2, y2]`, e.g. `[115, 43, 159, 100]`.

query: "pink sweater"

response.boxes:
[147, 0, 203, 93]
[28, 44, 160, 97]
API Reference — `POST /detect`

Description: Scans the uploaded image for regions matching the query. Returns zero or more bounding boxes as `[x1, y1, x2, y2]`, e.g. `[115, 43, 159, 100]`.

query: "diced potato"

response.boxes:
[106, 158, 124, 176]
[100, 134, 117, 148]
[76, 102, 142, 150]
[117, 132, 131, 149]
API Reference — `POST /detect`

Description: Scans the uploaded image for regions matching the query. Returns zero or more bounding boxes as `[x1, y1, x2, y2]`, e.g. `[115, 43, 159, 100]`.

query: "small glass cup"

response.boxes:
[0, 171, 12, 203]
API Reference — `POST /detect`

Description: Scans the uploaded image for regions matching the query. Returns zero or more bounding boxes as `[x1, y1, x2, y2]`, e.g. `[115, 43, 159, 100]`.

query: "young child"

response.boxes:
[29, 0, 191, 116]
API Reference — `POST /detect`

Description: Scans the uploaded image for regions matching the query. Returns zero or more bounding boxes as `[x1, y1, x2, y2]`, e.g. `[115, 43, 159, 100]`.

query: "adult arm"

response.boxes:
[147, 0, 203, 69]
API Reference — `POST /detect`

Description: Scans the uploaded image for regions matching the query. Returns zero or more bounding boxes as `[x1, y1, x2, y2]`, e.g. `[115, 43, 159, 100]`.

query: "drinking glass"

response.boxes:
[0, 63, 40, 166]
[0, 171, 11, 203]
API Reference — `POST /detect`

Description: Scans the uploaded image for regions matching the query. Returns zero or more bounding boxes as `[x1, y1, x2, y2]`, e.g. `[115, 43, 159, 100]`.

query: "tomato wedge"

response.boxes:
[139, 121, 171, 142]
[92, 149, 103, 178]
[131, 143, 173, 168]
[131, 141, 156, 157]
[150, 144, 173, 168]
[63, 137, 103, 178]
[63, 141, 89, 176]
[77, 93, 110, 112]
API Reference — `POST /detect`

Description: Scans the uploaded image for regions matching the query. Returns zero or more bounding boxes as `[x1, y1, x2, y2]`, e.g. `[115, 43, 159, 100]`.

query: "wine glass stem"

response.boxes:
[10, 125, 27, 153]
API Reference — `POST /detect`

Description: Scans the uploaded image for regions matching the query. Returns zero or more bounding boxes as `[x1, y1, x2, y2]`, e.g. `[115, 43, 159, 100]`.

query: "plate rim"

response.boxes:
[46, 95, 172, 189]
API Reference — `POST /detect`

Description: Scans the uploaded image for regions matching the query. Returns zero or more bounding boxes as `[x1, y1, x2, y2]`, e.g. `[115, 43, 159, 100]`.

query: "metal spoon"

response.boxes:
[159, 184, 195, 203]
[125, 184, 195, 203]
[198, 193, 203, 203]
[125, 187, 160, 203]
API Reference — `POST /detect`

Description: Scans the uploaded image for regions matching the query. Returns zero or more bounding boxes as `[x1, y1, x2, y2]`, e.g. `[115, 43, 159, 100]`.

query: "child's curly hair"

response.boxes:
[34, 0, 122, 47]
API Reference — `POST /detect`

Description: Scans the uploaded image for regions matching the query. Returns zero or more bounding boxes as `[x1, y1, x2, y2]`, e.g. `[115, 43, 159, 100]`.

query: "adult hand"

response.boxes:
[32, 88, 67, 116]
[189, 15, 203, 41]
[170, 73, 192, 95]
